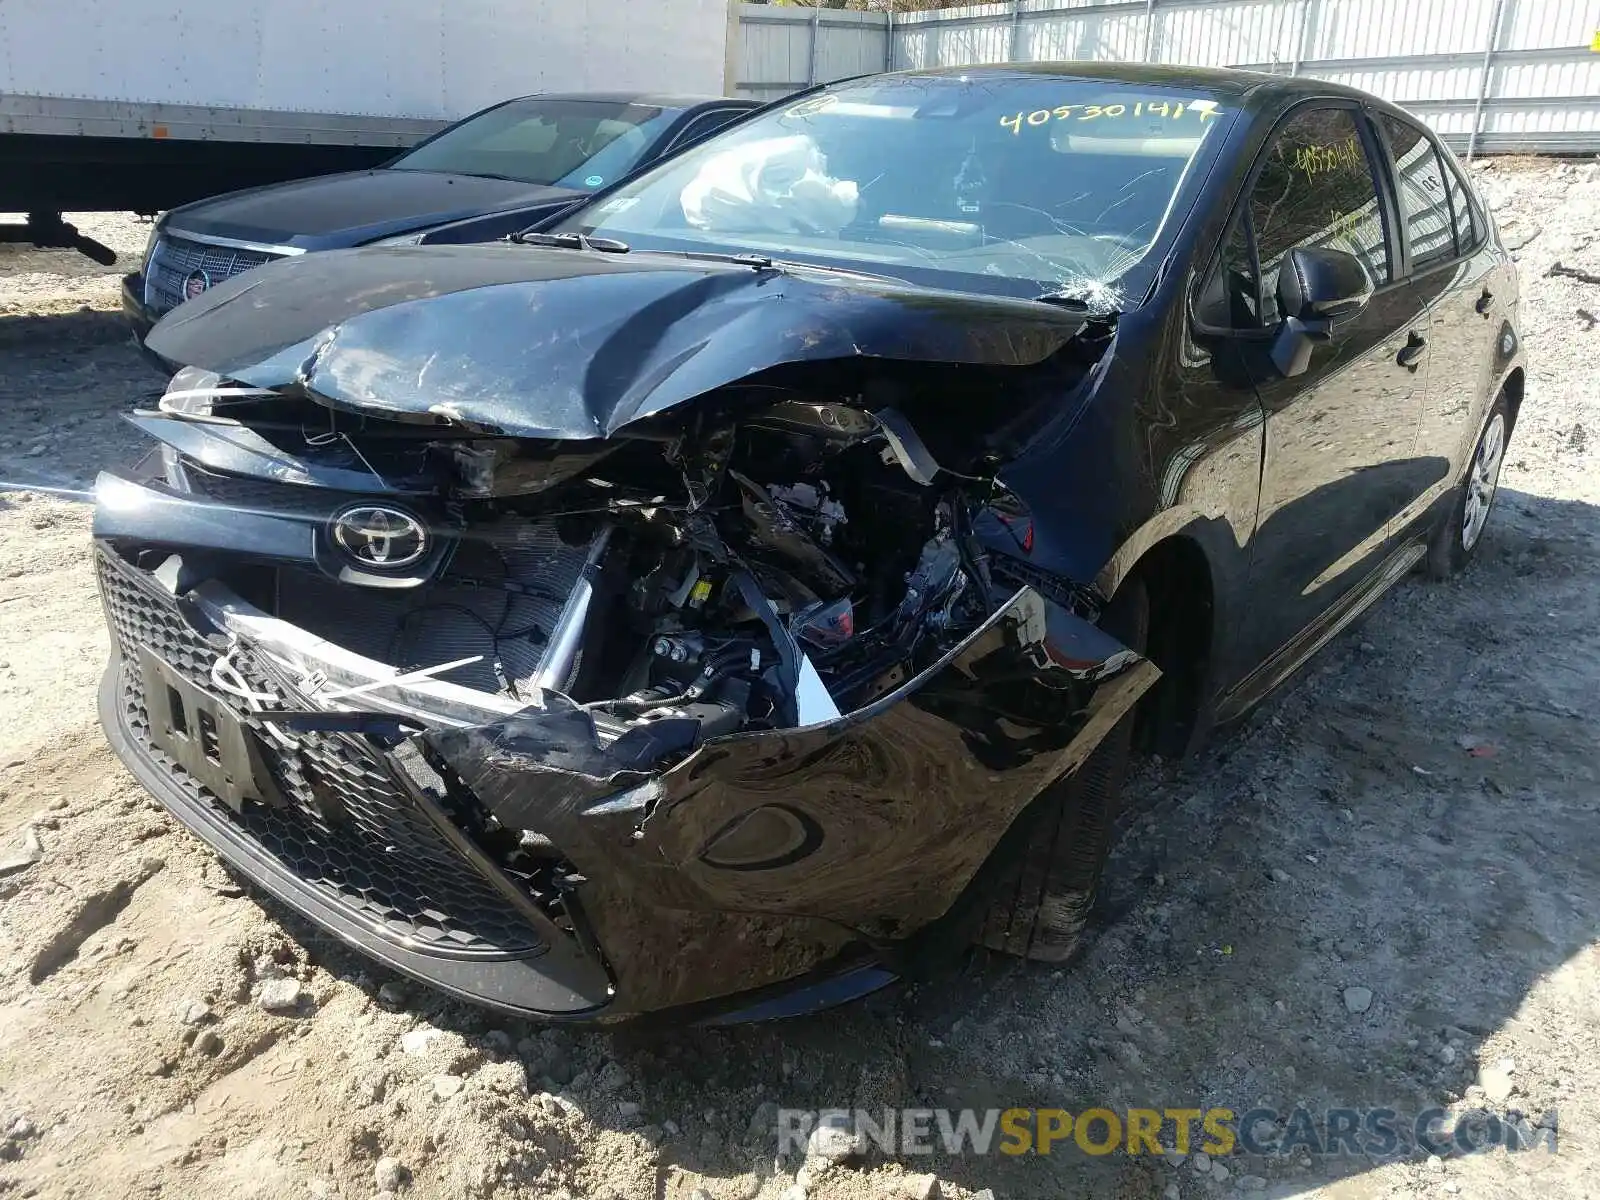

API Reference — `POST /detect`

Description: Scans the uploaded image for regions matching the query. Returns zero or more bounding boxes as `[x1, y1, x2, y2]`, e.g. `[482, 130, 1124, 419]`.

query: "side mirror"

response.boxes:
[1270, 247, 1375, 377]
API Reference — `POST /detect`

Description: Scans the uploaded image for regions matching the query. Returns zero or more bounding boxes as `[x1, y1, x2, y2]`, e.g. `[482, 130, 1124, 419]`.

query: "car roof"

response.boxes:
[865, 62, 1379, 110]
[511, 92, 756, 110]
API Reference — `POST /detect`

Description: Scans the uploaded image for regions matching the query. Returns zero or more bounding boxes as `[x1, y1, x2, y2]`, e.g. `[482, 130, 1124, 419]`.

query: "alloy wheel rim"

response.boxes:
[1461, 411, 1506, 552]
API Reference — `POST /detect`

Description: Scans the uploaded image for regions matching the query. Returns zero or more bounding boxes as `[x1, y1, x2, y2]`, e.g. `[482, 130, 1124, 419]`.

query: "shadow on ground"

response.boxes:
[0, 306, 135, 353]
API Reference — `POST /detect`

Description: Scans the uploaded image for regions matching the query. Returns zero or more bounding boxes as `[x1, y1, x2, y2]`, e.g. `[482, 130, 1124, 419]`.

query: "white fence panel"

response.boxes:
[735, 4, 888, 98]
[737, 0, 1600, 153]
[1154, 1, 1302, 69]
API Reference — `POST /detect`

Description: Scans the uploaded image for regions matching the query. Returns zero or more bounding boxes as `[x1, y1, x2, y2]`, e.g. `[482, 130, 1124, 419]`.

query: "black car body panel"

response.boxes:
[160, 170, 583, 251]
[144, 245, 1089, 439]
[96, 62, 1524, 1022]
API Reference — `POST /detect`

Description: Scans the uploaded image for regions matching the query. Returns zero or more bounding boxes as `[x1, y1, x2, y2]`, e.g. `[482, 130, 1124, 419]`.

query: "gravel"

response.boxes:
[176, 998, 211, 1025]
[373, 1156, 408, 1191]
[433, 1074, 464, 1101]
[256, 978, 309, 1013]
[377, 981, 407, 1008]
[809, 1116, 870, 1165]
[2, 165, 1599, 1199]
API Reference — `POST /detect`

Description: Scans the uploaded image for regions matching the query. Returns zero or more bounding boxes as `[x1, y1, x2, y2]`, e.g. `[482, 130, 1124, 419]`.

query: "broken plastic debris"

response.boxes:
[794, 655, 841, 727]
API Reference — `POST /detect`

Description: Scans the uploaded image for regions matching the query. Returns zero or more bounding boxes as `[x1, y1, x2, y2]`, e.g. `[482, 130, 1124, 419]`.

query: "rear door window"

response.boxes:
[1440, 149, 1482, 255]
[1380, 115, 1456, 271]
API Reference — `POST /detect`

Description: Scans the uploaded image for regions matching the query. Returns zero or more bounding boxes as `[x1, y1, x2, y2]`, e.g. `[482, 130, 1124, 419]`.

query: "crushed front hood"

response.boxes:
[144, 243, 1089, 439]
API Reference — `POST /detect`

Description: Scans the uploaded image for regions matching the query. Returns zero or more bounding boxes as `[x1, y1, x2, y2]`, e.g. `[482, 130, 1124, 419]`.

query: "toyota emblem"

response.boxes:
[330, 505, 430, 570]
[183, 269, 212, 300]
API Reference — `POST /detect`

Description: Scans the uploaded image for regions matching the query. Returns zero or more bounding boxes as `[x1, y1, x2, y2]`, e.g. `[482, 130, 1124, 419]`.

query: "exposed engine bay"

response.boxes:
[137, 374, 1050, 765]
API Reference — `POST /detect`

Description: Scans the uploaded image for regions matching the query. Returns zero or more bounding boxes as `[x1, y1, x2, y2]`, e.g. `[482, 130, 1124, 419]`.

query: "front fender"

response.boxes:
[430, 586, 1157, 1010]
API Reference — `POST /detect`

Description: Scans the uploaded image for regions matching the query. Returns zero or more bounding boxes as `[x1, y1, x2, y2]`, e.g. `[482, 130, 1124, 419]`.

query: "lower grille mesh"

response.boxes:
[97, 550, 545, 958]
[276, 523, 592, 698]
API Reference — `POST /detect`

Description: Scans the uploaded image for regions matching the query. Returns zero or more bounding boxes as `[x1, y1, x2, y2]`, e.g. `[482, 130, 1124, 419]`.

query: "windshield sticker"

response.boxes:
[585, 175, 606, 187]
[1000, 98, 1220, 136]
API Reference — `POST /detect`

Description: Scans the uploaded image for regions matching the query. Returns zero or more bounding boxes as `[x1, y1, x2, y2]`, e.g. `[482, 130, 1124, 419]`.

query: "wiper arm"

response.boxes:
[508, 230, 631, 253]
[660, 251, 899, 282]
[664, 249, 777, 270]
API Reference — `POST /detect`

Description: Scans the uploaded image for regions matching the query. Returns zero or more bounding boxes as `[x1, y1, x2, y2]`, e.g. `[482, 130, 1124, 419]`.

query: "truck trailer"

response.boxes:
[0, 0, 737, 260]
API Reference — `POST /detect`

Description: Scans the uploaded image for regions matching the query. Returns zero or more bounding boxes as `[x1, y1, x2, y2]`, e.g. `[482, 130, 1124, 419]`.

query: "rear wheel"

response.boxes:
[1427, 393, 1510, 580]
[974, 577, 1148, 963]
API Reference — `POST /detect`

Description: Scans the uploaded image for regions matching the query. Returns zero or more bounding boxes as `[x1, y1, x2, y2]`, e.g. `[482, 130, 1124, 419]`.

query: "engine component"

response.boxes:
[530, 527, 614, 700]
[733, 471, 855, 599]
[792, 597, 855, 652]
[895, 517, 966, 632]
[651, 632, 707, 665]
[768, 482, 848, 546]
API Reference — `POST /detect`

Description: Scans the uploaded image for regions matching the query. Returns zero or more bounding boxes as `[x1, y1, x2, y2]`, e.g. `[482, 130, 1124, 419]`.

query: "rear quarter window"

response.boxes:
[1381, 114, 1476, 269]
[1440, 148, 1485, 255]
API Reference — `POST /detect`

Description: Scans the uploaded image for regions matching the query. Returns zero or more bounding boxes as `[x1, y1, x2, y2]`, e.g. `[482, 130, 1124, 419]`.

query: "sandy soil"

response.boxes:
[0, 165, 1597, 1200]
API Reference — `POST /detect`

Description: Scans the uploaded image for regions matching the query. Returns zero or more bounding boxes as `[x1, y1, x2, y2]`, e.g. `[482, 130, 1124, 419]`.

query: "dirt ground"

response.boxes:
[0, 158, 1597, 1200]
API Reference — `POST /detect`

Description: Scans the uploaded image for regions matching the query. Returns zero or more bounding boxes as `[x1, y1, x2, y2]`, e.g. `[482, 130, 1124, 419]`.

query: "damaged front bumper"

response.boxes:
[95, 538, 1155, 1022]
[97, 244, 1152, 1020]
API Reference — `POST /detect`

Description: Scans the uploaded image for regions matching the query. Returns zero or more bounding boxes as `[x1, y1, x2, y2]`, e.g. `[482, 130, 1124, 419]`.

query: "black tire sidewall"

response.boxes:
[1429, 392, 1510, 579]
[968, 577, 1149, 963]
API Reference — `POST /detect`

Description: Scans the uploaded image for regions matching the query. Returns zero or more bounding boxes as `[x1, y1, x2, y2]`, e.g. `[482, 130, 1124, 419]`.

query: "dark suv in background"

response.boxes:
[122, 92, 754, 338]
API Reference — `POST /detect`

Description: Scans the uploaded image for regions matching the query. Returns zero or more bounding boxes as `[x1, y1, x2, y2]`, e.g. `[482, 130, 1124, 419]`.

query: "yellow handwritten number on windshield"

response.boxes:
[1000, 98, 1219, 136]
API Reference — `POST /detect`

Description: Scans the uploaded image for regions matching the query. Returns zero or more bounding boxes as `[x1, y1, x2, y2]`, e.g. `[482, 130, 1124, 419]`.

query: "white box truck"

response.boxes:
[0, 0, 737, 260]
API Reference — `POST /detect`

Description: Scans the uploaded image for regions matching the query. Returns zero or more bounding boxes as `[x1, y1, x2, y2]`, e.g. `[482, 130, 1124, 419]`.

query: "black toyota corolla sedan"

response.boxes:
[93, 63, 1523, 1023]
[121, 92, 756, 339]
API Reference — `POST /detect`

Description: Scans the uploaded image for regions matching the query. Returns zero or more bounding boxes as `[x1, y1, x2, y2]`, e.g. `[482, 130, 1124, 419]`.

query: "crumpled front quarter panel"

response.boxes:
[436, 589, 1157, 964]
[642, 590, 1156, 937]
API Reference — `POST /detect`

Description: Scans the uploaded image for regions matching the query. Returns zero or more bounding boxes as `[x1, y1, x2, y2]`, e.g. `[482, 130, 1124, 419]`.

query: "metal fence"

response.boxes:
[734, 4, 892, 100]
[733, 0, 1600, 154]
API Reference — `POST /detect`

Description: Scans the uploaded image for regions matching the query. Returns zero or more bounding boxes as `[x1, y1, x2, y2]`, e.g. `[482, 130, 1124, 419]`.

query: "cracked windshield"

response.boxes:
[557, 72, 1232, 303]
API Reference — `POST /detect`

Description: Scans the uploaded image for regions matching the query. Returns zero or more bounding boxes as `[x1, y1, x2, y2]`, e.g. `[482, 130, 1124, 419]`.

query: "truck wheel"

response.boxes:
[1427, 392, 1510, 580]
[974, 576, 1148, 963]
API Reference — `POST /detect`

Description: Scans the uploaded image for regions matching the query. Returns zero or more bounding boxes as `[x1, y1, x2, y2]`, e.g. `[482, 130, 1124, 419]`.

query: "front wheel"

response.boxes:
[1427, 393, 1510, 579]
[973, 577, 1148, 963]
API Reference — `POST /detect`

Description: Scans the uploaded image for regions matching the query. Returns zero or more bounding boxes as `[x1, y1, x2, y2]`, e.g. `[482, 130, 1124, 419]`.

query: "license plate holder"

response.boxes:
[138, 648, 283, 813]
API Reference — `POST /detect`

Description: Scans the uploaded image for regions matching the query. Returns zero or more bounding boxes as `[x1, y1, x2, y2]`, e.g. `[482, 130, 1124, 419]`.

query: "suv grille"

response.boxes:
[145, 235, 286, 315]
[97, 549, 547, 958]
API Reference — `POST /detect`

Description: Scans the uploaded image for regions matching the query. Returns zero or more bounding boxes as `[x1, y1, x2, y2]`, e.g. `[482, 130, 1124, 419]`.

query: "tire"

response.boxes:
[974, 576, 1149, 964]
[1427, 392, 1511, 580]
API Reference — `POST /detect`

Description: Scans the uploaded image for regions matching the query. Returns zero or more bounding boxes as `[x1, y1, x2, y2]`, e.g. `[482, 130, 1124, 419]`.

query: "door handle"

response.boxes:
[1475, 288, 1495, 316]
[1396, 331, 1426, 371]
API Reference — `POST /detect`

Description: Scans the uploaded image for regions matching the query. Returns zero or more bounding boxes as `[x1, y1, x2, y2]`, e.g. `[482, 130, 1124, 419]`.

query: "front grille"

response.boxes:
[179, 465, 380, 519]
[97, 549, 547, 958]
[277, 523, 592, 697]
[145, 235, 285, 315]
